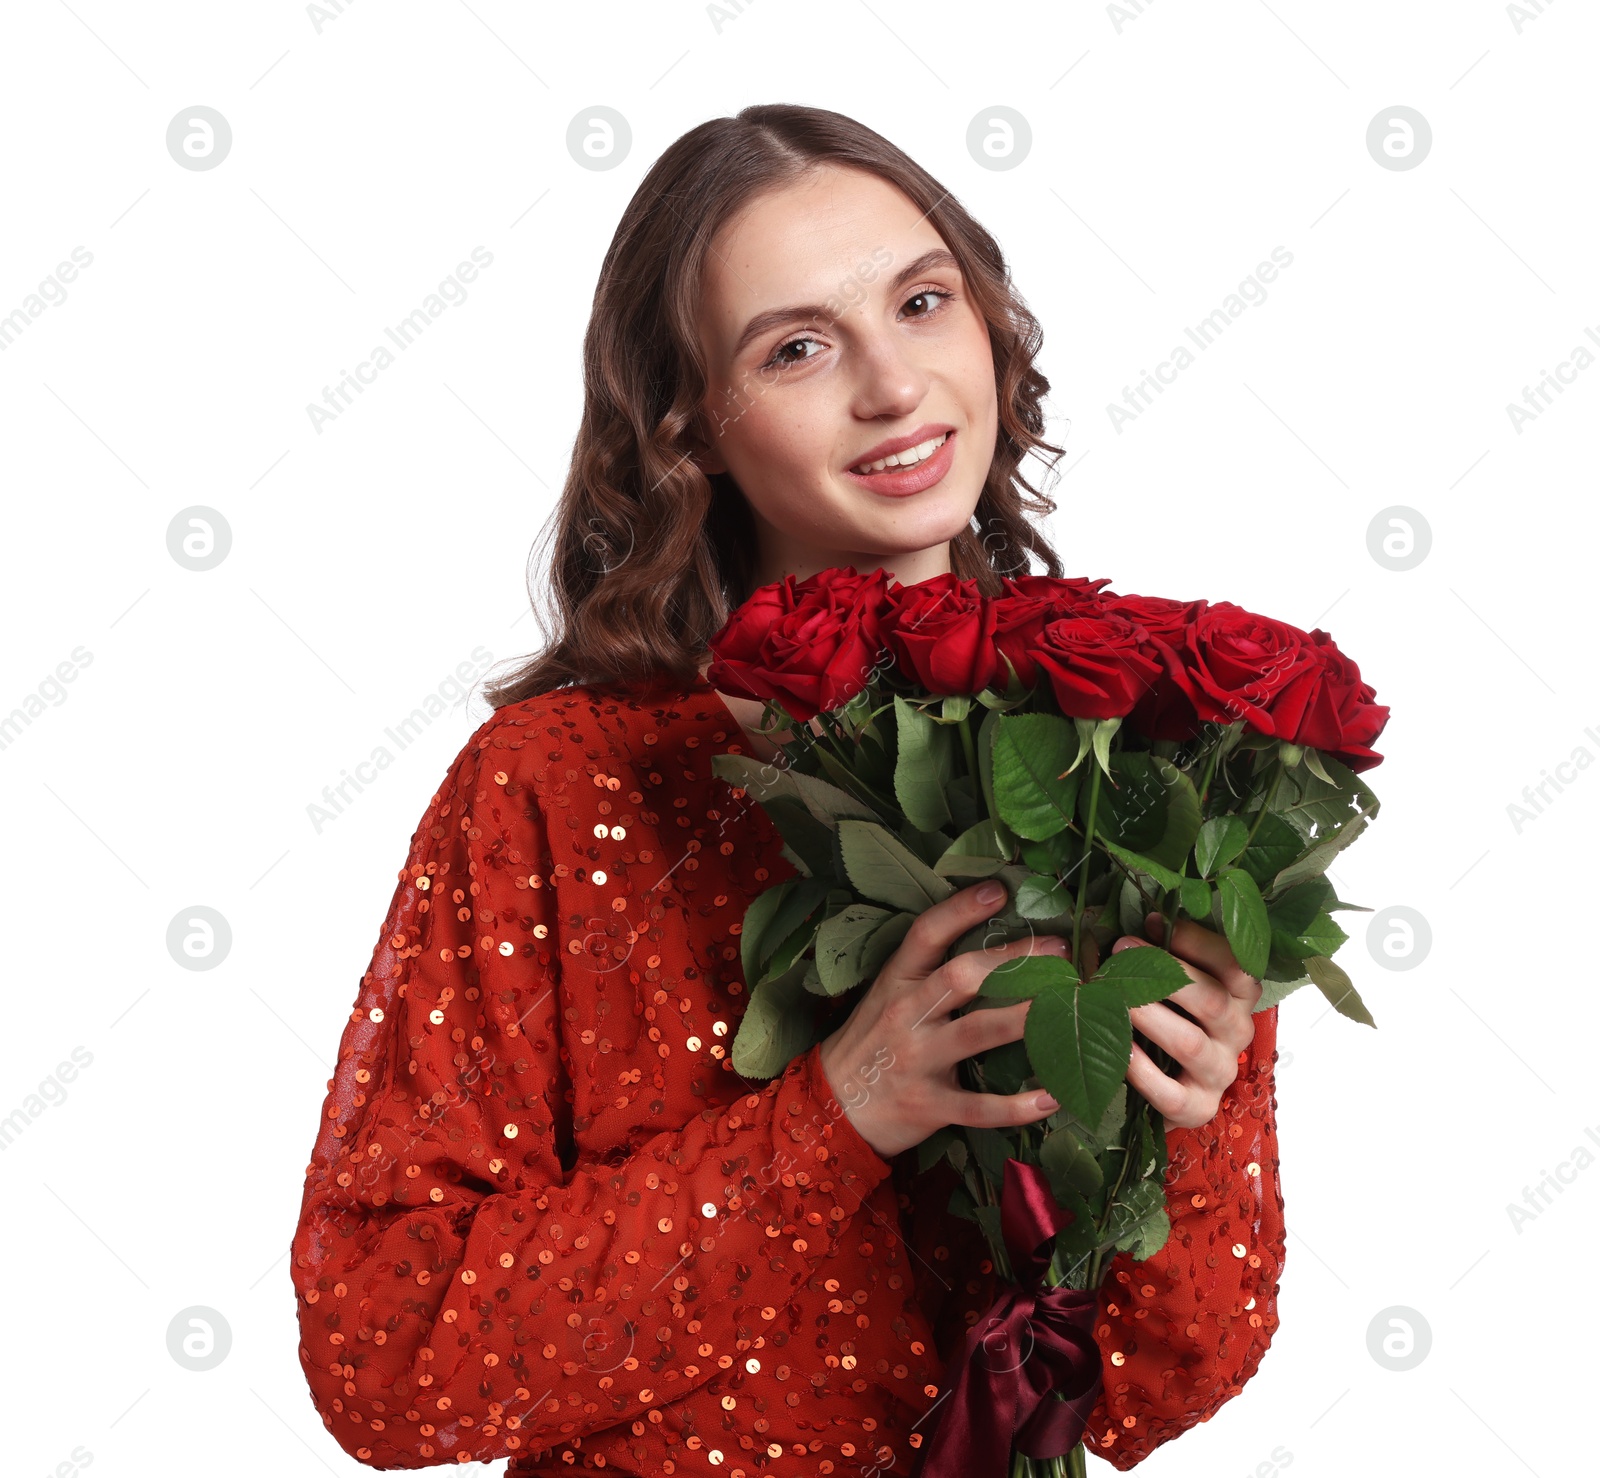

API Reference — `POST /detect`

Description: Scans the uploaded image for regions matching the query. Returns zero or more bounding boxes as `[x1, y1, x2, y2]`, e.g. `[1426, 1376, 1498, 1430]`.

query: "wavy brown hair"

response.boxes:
[484, 102, 1068, 708]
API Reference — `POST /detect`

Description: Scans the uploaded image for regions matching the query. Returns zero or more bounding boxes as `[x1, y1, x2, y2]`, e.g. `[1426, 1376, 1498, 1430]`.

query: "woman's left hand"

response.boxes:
[1113, 910, 1263, 1131]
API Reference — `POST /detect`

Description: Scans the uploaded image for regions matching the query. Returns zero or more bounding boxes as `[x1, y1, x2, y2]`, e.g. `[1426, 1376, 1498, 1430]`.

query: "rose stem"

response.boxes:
[1072, 760, 1103, 967]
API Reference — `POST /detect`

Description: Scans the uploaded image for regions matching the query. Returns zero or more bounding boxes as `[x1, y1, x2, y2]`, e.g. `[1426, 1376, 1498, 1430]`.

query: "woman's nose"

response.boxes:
[850, 331, 930, 421]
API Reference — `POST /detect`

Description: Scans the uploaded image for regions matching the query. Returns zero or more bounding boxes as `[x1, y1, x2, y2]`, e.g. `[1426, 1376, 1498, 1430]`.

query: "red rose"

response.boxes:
[992, 576, 1113, 689]
[1002, 573, 1115, 605]
[1100, 592, 1210, 741]
[706, 566, 894, 722]
[1287, 629, 1390, 772]
[1157, 601, 1324, 739]
[885, 574, 998, 695]
[1099, 591, 1207, 645]
[1029, 611, 1165, 720]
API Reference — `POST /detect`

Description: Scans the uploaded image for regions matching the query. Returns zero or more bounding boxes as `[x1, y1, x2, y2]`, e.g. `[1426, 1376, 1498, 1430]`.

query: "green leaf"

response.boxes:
[752, 875, 832, 975]
[1109, 1190, 1170, 1262]
[1179, 877, 1212, 919]
[1094, 944, 1191, 1008]
[774, 801, 843, 880]
[1082, 752, 1168, 854]
[933, 853, 1010, 880]
[1039, 1125, 1104, 1199]
[813, 903, 893, 995]
[893, 694, 956, 832]
[729, 956, 816, 1077]
[1055, 1082, 1128, 1155]
[964, 1125, 1015, 1186]
[1306, 954, 1376, 1027]
[1237, 813, 1304, 891]
[1276, 910, 1349, 961]
[1090, 715, 1122, 778]
[1302, 747, 1337, 784]
[1026, 980, 1132, 1129]
[1195, 816, 1249, 878]
[915, 1126, 958, 1175]
[1218, 867, 1271, 979]
[976, 951, 1081, 1001]
[1254, 973, 1310, 1010]
[739, 879, 798, 986]
[1144, 758, 1203, 870]
[1101, 839, 1184, 893]
[992, 713, 1082, 840]
[838, 819, 955, 913]
[974, 1037, 1032, 1095]
[789, 769, 881, 826]
[813, 744, 894, 816]
[977, 705, 1021, 855]
[936, 818, 1012, 875]
[1016, 872, 1075, 920]
[861, 911, 915, 982]
[1046, 1180, 1100, 1256]
[1270, 808, 1374, 895]
[1266, 876, 1335, 934]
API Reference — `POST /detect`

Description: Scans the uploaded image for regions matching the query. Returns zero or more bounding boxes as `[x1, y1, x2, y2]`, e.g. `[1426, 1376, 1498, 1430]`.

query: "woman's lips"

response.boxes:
[843, 430, 957, 497]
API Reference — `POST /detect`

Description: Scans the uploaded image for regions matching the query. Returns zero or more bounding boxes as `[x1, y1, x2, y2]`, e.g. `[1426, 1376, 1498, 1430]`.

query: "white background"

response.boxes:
[1, 2, 1593, 1475]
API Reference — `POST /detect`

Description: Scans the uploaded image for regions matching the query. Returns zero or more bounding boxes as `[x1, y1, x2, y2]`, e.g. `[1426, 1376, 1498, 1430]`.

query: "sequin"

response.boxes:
[291, 677, 1286, 1476]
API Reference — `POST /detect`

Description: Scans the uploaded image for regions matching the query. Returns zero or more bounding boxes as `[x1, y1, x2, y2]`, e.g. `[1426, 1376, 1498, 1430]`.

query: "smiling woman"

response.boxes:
[290, 103, 1286, 1478]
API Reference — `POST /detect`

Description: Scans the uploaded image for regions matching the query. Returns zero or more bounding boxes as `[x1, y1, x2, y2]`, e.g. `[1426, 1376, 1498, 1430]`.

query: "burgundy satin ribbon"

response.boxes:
[916, 1157, 1103, 1474]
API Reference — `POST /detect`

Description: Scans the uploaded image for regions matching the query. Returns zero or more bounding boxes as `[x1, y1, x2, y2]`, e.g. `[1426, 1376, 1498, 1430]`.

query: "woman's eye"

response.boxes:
[765, 334, 823, 369]
[901, 287, 952, 319]
[761, 288, 952, 370]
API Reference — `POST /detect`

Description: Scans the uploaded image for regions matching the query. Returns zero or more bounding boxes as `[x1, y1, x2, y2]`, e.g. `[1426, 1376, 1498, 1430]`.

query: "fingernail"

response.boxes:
[1043, 938, 1070, 955]
[1035, 1093, 1060, 1113]
[977, 881, 1004, 904]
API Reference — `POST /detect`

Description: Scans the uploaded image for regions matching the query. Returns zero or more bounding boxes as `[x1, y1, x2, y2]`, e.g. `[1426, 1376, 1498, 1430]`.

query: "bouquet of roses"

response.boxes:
[706, 566, 1389, 1478]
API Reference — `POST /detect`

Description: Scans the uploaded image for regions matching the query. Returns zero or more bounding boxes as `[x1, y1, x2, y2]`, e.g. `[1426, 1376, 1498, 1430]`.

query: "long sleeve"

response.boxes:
[289, 715, 897, 1470]
[1083, 1003, 1286, 1466]
[903, 1006, 1286, 1471]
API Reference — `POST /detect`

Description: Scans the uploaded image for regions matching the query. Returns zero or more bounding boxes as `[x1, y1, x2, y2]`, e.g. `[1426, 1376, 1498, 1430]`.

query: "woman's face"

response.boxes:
[691, 165, 999, 587]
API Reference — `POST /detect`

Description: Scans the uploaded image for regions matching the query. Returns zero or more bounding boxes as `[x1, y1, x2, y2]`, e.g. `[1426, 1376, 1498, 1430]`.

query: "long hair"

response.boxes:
[483, 102, 1068, 708]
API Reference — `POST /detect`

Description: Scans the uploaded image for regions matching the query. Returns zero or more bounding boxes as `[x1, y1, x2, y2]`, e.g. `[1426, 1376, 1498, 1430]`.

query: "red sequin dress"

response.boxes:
[290, 675, 1286, 1475]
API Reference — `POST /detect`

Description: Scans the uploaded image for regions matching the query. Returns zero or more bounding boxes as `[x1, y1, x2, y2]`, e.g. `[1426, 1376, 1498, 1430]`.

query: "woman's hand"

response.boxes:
[1114, 911, 1263, 1131]
[817, 880, 1071, 1162]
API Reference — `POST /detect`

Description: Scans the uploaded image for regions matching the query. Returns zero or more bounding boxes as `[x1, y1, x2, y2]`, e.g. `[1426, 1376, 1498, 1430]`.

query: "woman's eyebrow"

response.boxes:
[730, 247, 960, 359]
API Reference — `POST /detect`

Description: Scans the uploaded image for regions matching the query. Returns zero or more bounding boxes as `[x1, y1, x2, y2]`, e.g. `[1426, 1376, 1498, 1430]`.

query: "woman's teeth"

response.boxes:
[850, 430, 950, 476]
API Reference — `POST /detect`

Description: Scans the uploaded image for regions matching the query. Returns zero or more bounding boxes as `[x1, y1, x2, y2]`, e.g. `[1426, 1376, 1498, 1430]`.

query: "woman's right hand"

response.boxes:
[816, 879, 1071, 1162]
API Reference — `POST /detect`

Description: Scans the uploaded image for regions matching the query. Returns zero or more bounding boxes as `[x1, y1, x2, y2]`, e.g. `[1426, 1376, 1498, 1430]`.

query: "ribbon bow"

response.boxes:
[916, 1157, 1103, 1475]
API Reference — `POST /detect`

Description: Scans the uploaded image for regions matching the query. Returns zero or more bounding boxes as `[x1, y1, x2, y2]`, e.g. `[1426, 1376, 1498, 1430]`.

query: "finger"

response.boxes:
[1125, 1041, 1193, 1125]
[932, 999, 1031, 1068]
[935, 1082, 1059, 1131]
[1142, 911, 1260, 1001]
[1157, 974, 1235, 1029]
[893, 881, 1012, 978]
[1129, 1002, 1235, 1094]
[1112, 932, 1227, 1008]
[943, 931, 1071, 997]
[910, 932, 1068, 1026]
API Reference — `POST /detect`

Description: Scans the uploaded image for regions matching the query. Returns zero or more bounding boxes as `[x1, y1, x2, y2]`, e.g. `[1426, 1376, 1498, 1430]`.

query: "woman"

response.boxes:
[290, 104, 1284, 1476]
